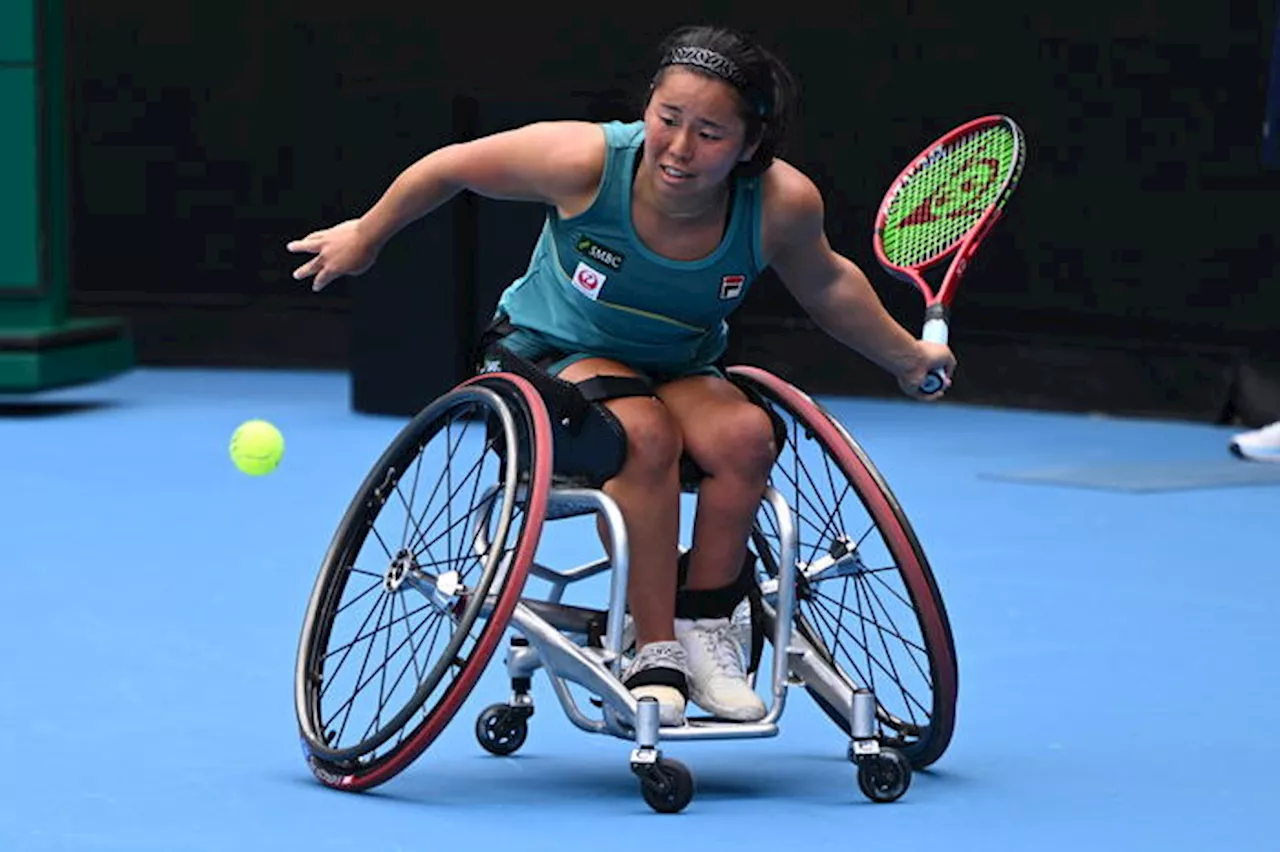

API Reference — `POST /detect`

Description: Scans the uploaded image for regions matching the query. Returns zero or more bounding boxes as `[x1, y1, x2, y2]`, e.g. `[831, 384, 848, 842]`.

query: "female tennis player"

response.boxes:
[288, 24, 956, 726]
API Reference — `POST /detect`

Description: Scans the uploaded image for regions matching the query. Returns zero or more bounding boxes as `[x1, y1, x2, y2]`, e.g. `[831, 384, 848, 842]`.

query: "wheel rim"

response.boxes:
[731, 366, 957, 768]
[296, 386, 525, 765]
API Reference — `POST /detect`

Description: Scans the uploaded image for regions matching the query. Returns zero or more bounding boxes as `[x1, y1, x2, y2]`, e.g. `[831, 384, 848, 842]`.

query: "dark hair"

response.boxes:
[647, 25, 799, 179]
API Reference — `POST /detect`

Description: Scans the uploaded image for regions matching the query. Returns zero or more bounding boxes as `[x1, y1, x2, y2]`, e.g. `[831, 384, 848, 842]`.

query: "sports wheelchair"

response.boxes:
[294, 352, 958, 814]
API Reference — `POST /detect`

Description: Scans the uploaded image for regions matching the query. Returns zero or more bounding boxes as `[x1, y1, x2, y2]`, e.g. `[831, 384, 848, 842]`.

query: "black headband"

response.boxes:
[658, 46, 769, 116]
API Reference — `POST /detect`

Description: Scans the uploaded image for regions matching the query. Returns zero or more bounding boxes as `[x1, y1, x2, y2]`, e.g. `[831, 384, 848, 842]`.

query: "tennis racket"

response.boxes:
[873, 114, 1026, 394]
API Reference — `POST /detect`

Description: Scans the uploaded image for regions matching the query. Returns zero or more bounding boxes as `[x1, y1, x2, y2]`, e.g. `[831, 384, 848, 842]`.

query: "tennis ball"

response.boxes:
[229, 419, 285, 476]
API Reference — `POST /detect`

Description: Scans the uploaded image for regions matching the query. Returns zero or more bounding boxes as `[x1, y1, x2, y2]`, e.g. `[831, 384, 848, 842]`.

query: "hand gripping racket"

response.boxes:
[873, 114, 1026, 394]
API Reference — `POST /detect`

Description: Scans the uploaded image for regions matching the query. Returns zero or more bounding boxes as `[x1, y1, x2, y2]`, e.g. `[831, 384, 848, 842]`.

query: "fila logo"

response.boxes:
[571, 261, 606, 300]
[720, 274, 745, 300]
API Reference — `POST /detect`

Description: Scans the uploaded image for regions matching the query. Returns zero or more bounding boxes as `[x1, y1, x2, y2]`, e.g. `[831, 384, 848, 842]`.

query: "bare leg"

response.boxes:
[643, 374, 776, 721]
[656, 376, 776, 591]
[558, 358, 682, 646]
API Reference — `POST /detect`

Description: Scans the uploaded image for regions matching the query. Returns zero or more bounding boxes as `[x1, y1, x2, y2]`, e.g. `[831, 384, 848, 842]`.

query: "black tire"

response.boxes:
[295, 373, 553, 791]
[475, 703, 530, 756]
[638, 758, 695, 814]
[857, 748, 912, 803]
[728, 366, 959, 771]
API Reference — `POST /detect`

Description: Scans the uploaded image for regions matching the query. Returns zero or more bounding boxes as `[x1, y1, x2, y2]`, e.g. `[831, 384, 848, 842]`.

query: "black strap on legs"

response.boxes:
[577, 375, 655, 404]
[474, 314, 656, 431]
[622, 665, 690, 700]
[675, 550, 766, 676]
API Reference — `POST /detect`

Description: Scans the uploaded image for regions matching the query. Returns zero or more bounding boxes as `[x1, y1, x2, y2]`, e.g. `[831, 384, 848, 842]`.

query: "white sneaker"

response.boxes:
[1229, 421, 1280, 462]
[675, 617, 767, 721]
[622, 641, 689, 727]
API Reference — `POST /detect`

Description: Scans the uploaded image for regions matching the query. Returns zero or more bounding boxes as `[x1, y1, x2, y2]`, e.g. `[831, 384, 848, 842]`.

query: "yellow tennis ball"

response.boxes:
[229, 419, 285, 476]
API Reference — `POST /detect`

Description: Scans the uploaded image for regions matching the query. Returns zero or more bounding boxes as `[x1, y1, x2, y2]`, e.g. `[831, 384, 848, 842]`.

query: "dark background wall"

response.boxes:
[63, 0, 1280, 421]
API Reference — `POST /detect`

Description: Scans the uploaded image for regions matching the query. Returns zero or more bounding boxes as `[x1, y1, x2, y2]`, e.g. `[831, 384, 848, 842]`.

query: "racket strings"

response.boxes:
[880, 124, 1016, 268]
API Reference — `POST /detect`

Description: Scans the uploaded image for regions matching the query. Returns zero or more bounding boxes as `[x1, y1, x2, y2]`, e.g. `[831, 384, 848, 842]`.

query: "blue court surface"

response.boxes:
[3, 367, 1277, 851]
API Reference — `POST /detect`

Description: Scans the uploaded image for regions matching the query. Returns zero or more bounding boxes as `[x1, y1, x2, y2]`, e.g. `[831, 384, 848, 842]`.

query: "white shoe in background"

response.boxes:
[1229, 421, 1280, 463]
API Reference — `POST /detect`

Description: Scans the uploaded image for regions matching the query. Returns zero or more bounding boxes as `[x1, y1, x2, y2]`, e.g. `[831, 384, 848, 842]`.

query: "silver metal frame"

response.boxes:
[296, 374, 924, 809]
[465, 478, 876, 758]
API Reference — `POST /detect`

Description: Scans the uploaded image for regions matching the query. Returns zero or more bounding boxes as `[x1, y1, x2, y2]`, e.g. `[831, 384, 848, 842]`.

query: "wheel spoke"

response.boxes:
[737, 368, 955, 768]
[296, 379, 549, 782]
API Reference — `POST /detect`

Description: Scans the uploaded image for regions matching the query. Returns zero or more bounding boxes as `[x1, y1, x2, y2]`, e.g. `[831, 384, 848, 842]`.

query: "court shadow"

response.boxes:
[277, 750, 985, 814]
[351, 750, 868, 810]
[0, 400, 120, 418]
[351, 755, 644, 808]
[789, 751, 980, 789]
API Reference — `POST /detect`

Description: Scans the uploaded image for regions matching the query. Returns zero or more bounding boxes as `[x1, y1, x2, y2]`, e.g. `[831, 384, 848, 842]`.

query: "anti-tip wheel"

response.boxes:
[857, 747, 912, 803]
[475, 703, 530, 756]
[636, 757, 694, 814]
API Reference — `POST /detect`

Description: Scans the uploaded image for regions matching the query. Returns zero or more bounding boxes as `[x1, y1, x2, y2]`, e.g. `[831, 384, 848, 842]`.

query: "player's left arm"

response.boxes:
[762, 162, 954, 391]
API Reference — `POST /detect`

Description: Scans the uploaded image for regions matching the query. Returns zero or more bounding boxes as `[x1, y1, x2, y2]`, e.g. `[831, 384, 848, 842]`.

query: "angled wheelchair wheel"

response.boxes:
[294, 372, 552, 792]
[728, 366, 958, 771]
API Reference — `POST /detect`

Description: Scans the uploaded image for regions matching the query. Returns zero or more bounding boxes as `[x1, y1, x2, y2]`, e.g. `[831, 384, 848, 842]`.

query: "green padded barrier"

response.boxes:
[0, 68, 40, 295]
[0, 0, 132, 392]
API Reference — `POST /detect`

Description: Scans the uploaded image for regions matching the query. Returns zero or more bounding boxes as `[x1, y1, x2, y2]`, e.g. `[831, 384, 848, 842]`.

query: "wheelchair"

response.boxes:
[293, 351, 958, 814]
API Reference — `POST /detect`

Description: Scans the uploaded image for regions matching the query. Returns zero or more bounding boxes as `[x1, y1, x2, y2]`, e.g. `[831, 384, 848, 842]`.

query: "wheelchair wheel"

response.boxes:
[295, 373, 552, 791]
[728, 366, 958, 771]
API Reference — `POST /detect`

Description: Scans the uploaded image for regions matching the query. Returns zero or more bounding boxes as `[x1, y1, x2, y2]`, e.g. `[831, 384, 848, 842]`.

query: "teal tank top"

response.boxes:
[494, 120, 766, 373]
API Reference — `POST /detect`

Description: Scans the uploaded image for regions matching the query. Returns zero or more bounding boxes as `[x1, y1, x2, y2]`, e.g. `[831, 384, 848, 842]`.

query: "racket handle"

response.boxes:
[918, 310, 950, 395]
[921, 315, 949, 346]
[919, 369, 947, 395]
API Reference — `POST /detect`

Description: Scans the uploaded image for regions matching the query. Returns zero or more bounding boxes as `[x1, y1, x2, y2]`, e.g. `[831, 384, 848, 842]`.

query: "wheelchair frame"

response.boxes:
[485, 481, 900, 810]
[295, 364, 955, 813]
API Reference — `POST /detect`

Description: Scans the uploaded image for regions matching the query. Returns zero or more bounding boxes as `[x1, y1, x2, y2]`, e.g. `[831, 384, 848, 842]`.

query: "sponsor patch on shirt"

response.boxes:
[720, 274, 745, 300]
[576, 236, 625, 270]
[571, 262, 607, 300]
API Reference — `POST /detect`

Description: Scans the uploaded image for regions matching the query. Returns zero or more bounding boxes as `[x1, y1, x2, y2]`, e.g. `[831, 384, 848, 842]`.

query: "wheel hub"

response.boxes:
[800, 534, 867, 587]
[384, 550, 417, 592]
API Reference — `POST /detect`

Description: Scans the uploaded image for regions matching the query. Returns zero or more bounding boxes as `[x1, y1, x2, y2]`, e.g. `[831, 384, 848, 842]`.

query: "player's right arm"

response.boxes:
[288, 121, 605, 291]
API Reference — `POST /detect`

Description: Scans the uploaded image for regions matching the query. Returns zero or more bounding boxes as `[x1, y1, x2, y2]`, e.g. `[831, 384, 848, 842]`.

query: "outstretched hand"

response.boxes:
[286, 219, 379, 292]
[896, 340, 957, 401]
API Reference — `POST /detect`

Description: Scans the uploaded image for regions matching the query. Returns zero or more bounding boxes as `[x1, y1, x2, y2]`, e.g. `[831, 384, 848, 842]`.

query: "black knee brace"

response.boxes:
[475, 317, 654, 487]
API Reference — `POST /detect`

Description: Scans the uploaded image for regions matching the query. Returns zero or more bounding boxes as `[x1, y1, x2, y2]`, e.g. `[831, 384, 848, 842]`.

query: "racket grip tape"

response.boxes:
[921, 304, 949, 345]
[919, 304, 950, 395]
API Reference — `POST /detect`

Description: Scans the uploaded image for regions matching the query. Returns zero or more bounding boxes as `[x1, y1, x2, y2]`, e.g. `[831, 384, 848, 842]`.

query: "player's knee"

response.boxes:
[614, 400, 683, 479]
[700, 403, 777, 479]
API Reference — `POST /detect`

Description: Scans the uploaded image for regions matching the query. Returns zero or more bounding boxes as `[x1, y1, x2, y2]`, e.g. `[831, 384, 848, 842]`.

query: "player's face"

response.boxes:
[642, 68, 760, 196]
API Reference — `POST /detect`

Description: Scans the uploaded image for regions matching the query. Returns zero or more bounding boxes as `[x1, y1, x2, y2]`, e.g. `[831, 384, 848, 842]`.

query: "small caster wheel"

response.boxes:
[475, 703, 530, 756]
[635, 757, 694, 814]
[856, 747, 912, 802]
